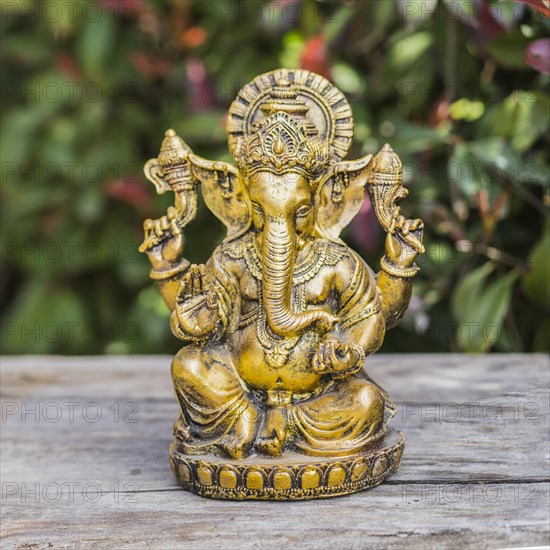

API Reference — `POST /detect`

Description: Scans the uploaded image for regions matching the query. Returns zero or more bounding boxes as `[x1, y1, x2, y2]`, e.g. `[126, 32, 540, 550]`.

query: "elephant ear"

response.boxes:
[143, 158, 171, 194]
[315, 154, 373, 242]
[188, 153, 251, 241]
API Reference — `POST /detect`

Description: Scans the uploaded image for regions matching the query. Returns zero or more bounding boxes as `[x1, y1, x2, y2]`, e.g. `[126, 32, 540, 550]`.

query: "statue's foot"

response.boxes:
[218, 405, 258, 459]
[255, 435, 283, 457]
[173, 414, 190, 442]
[255, 406, 288, 457]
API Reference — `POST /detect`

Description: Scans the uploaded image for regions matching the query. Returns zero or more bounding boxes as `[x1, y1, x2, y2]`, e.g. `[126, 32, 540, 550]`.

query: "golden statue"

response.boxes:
[140, 69, 424, 500]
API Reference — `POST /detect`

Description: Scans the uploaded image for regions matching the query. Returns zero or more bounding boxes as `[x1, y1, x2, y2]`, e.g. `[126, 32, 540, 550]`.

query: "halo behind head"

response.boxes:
[227, 68, 354, 163]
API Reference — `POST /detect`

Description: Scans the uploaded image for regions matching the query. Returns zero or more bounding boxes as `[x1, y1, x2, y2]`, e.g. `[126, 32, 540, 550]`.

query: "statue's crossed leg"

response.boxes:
[172, 346, 387, 459]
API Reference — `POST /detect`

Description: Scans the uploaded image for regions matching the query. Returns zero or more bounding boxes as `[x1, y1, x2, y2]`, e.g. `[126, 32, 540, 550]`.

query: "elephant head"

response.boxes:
[188, 111, 374, 338]
[245, 169, 339, 337]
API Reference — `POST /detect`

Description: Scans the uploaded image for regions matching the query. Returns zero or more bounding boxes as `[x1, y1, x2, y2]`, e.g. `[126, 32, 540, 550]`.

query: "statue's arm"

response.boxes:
[359, 143, 424, 330]
[334, 251, 385, 355]
[376, 270, 412, 330]
[376, 216, 423, 329]
[141, 207, 190, 312]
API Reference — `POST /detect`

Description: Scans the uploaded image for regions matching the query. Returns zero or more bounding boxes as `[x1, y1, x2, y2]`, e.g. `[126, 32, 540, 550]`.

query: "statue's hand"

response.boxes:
[385, 208, 424, 267]
[141, 206, 185, 270]
[312, 337, 363, 377]
[175, 264, 219, 337]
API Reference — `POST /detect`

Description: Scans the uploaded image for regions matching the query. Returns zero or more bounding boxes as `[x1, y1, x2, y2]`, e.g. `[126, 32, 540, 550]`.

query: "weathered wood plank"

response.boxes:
[2, 482, 548, 550]
[1, 354, 549, 549]
[2, 354, 548, 406]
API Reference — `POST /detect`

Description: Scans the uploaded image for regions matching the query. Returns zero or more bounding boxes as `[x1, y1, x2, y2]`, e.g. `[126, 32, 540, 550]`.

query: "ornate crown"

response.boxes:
[236, 112, 331, 183]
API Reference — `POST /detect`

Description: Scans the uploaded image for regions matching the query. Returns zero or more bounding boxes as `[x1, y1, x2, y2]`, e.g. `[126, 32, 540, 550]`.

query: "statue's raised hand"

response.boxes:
[175, 264, 219, 338]
[140, 206, 185, 270]
[385, 208, 424, 267]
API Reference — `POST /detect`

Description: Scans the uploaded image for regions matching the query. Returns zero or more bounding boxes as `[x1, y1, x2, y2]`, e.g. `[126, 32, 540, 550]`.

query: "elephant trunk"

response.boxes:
[262, 215, 337, 337]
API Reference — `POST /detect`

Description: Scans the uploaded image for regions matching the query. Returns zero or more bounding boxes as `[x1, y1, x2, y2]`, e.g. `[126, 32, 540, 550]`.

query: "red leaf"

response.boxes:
[479, 0, 506, 38]
[181, 27, 207, 49]
[514, 0, 550, 18]
[131, 51, 171, 79]
[300, 35, 331, 80]
[429, 97, 451, 127]
[54, 54, 83, 80]
[525, 38, 550, 75]
[105, 177, 151, 210]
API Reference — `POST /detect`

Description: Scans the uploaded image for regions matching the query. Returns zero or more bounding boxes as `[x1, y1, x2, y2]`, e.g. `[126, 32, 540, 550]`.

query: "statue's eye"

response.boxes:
[296, 205, 310, 218]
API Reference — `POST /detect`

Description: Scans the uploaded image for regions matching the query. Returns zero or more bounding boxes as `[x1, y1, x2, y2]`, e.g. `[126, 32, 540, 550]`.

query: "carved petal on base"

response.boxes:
[169, 430, 404, 500]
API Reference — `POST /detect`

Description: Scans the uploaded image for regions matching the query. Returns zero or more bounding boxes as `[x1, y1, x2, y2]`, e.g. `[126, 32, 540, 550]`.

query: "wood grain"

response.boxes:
[1, 354, 549, 549]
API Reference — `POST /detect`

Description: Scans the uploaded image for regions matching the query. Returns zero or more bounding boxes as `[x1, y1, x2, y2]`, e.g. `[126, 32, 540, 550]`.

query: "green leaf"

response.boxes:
[332, 63, 365, 95]
[469, 137, 549, 187]
[324, 6, 354, 42]
[508, 91, 550, 153]
[486, 32, 532, 69]
[385, 116, 446, 154]
[279, 30, 305, 70]
[448, 142, 485, 197]
[449, 99, 485, 122]
[387, 31, 434, 73]
[522, 221, 550, 309]
[452, 264, 519, 352]
[2, 279, 88, 354]
[482, 91, 550, 153]
[77, 14, 116, 80]
[449, 137, 549, 203]
[75, 184, 106, 224]
[451, 262, 495, 322]
[374, 0, 397, 27]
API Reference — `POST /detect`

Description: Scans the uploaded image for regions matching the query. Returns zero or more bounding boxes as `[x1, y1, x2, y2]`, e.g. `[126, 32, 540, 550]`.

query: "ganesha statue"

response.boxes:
[140, 69, 424, 500]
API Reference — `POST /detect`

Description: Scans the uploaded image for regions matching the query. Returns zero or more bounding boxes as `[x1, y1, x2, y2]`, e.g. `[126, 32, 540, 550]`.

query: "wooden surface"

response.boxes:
[1, 354, 548, 549]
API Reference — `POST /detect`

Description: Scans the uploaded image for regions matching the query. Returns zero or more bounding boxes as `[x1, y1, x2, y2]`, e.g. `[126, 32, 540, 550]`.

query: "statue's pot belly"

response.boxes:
[229, 323, 323, 393]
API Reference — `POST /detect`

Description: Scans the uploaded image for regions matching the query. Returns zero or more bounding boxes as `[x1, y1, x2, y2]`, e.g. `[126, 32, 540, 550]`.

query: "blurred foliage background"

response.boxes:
[1, 0, 549, 355]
